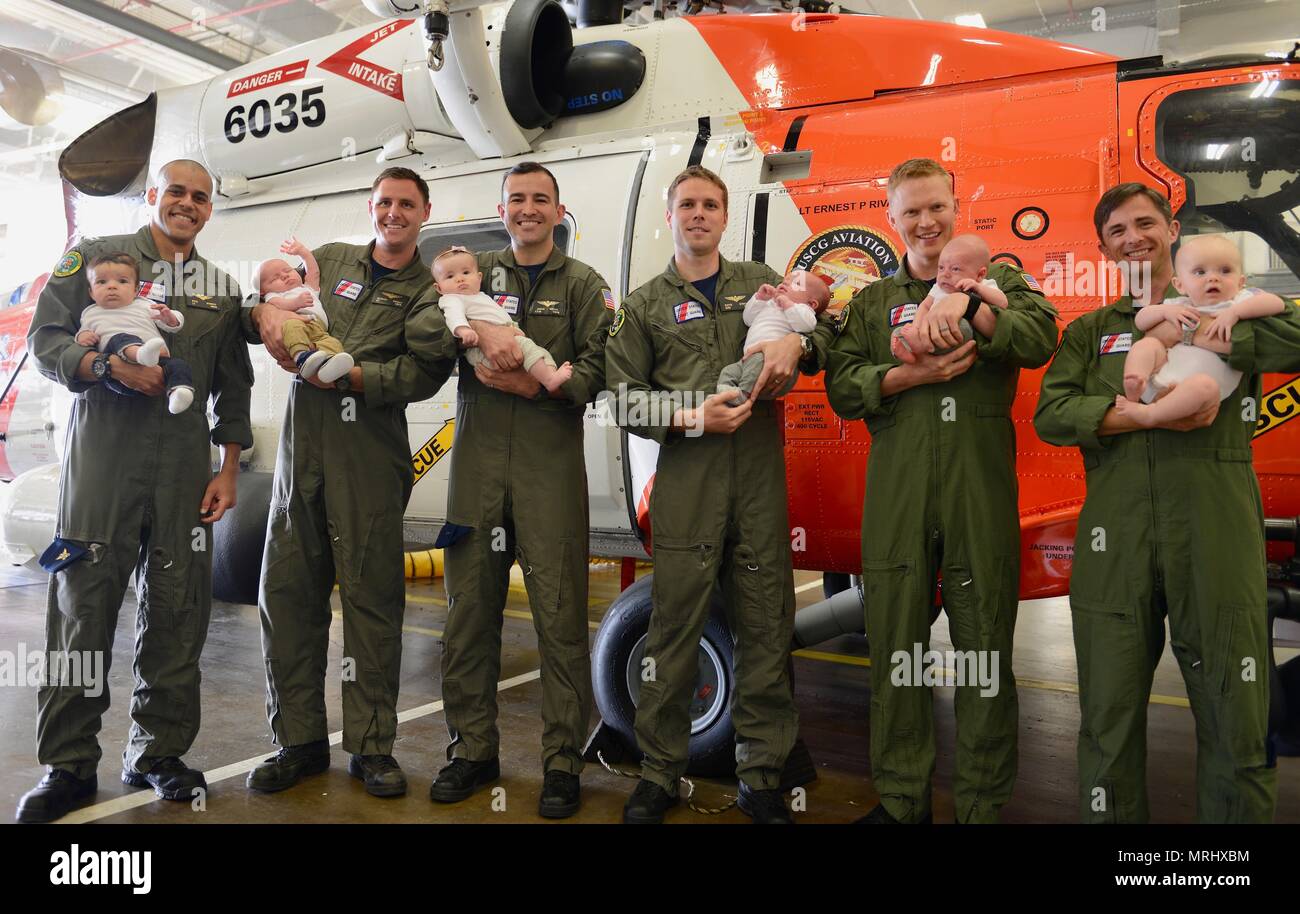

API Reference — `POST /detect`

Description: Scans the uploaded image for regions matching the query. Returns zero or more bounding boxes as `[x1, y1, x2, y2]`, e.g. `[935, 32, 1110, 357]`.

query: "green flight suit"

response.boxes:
[409, 246, 612, 774]
[29, 225, 254, 778]
[825, 258, 1059, 823]
[251, 242, 453, 756]
[604, 256, 820, 793]
[1034, 287, 1300, 823]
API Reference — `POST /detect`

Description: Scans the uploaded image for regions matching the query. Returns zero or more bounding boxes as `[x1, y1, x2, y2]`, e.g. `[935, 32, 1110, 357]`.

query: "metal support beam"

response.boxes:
[49, 0, 244, 71]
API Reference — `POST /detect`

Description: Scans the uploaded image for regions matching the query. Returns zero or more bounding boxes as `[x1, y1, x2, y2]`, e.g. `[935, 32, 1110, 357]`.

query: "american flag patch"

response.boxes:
[333, 279, 364, 300]
[1022, 272, 1043, 293]
[674, 300, 704, 323]
[494, 293, 519, 316]
[889, 303, 919, 326]
[1099, 332, 1133, 354]
[601, 288, 615, 310]
[137, 281, 167, 303]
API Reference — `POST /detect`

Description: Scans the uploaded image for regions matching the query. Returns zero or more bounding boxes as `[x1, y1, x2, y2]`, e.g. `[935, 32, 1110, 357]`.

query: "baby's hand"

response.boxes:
[75, 330, 99, 348]
[273, 290, 314, 311]
[455, 327, 479, 348]
[1160, 304, 1201, 329]
[755, 283, 778, 301]
[955, 277, 980, 296]
[155, 306, 181, 328]
[280, 236, 307, 258]
[1206, 309, 1239, 342]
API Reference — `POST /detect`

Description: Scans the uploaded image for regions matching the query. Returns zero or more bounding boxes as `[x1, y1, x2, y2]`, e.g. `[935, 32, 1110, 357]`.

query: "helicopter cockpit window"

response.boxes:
[1155, 78, 1300, 299]
[417, 218, 572, 265]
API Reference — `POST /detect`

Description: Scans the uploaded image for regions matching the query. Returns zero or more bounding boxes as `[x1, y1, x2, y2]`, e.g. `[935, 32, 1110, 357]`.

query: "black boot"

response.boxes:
[246, 740, 330, 793]
[347, 754, 407, 798]
[16, 770, 97, 823]
[122, 757, 207, 801]
[538, 770, 580, 819]
[429, 757, 500, 803]
[622, 779, 679, 824]
[737, 781, 794, 824]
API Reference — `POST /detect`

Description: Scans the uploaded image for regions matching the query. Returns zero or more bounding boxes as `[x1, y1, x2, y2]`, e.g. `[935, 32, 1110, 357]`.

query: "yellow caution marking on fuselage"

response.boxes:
[1254, 375, 1300, 439]
[412, 419, 455, 483]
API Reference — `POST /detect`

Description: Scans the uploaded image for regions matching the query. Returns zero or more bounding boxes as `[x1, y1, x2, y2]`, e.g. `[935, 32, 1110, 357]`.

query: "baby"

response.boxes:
[257, 237, 355, 384]
[717, 269, 830, 406]
[890, 234, 1007, 363]
[74, 252, 195, 414]
[433, 246, 572, 394]
[1114, 234, 1286, 427]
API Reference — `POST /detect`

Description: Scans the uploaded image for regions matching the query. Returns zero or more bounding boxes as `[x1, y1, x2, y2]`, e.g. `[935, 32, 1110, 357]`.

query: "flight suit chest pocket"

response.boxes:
[649, 318, 711, 383]
[1087, 326, 1136, 397]
[170, 300, 223, 366]
[350, 295, 407, 352]
[524, 298, 569, 354]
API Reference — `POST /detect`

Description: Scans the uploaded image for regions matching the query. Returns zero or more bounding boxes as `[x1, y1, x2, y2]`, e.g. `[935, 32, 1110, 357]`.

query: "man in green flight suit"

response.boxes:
[825, 158, 1059, 824]
[1035, 182, 1300, 822]
[411, 162, 613, 818]
[17, 159, 253, 823]
[244, 166, 454, 799]
[606, 165, 826, 825]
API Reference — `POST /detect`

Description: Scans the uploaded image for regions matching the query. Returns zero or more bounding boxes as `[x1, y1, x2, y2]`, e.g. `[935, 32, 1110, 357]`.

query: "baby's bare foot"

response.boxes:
[543, 361, 573, 394]
[1122, 372, 1147, 403]
[1113, 393, 1155, 428]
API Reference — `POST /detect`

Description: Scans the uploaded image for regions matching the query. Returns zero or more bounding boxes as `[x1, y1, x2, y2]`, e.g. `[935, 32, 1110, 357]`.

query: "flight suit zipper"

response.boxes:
[1146, 431, 1162, 588]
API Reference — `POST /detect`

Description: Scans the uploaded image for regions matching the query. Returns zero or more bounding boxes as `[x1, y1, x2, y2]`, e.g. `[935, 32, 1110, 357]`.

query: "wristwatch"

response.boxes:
[90, 352, 112, 382]
[334, 373, 352, 392]
[963, 293, 983, 323]
[798, 333, 814, 362]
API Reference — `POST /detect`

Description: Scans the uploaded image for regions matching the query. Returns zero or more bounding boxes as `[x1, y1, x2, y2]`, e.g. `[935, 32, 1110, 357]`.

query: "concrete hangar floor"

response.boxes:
[1, 562, 1297, 825]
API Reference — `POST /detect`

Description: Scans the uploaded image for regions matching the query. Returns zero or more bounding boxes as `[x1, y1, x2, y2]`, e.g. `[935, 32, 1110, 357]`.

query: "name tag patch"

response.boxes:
[889, 303, 919, 326]
[1099, 332, 1133, 354]
[188, 294, 220, 311]
[719, 294, 748, 313]
[494, 294, 519, 316]
[334, 279, 364, 301]
[529, 299, 564, 316]
[138, 281, 167, 303]
[673, 300, 705, 323]
[372, 290, 409, 309]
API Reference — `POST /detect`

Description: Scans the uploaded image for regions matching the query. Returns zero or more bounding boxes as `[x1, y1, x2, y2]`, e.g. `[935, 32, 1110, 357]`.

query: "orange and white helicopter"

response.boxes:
[0, 0, 1296, 774]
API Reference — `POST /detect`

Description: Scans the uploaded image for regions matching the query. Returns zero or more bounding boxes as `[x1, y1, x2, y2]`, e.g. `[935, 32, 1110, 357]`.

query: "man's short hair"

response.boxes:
[372, 166, 430, 205]
[88, 252, 139, 283]
[886, 158, 953, 201]
[501, 162, 560, 201]
[152, 158, 212, 193]
[667, 165, 729, 211]
[1093, 182, 1173, 240]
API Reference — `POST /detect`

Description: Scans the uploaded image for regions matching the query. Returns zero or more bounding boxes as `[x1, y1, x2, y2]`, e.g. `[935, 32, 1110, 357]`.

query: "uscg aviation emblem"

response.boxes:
[787, 225, 901, 307]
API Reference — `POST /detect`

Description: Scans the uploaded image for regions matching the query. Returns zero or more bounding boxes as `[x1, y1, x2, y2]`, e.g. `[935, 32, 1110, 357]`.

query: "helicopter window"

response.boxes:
[1155, 78, 1300, 299]
[417, 217, 572, 264]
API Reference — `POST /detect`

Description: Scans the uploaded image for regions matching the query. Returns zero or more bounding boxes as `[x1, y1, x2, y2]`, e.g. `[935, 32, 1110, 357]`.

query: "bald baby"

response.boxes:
[891, 233, 1009, 363]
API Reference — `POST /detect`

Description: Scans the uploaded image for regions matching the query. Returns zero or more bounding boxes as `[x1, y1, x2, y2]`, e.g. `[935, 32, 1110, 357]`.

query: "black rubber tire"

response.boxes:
[211, 470, 273, 605]
[591, 575, 737, 778]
